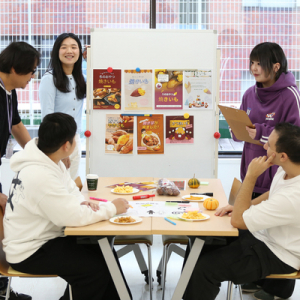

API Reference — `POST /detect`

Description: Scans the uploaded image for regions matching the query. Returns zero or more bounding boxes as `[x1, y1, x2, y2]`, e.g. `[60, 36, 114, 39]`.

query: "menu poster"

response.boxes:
[165, 115, 194, 144]
[93, 69, 121, 110]
[183, 70, 213, 110]
[105, 114, 134, 154]
[124, 70, 153, 110]
[154, 69, 183, 109]
[137, 114, 164, 154]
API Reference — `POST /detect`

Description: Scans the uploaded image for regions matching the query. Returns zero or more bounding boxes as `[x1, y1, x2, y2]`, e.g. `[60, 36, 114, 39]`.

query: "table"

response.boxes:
[65, 177, 238, 300]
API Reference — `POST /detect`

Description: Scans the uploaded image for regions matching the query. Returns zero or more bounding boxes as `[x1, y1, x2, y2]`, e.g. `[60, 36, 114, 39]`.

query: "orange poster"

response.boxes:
[137, 114, 164, 154]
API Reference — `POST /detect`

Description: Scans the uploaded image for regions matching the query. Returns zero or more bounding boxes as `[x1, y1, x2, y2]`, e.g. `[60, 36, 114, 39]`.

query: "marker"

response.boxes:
[129, 205, 133, 208]
[121, 114, 152, 117]
[133, 194, 155, 200]
[166, 201, 190, 203]
[190, 193, 213, 197]
[164, 217, 176, 225]
[89, 197, 108, 202]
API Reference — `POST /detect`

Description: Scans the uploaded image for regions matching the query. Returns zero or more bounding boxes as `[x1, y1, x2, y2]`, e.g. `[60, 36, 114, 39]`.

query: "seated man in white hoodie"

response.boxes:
[3, 112, 132, 300]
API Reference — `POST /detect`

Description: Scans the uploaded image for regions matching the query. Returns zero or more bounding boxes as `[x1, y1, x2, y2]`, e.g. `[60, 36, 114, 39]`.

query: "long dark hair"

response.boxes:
[47, 33, 86, 99]
[249, 42, 288, 81]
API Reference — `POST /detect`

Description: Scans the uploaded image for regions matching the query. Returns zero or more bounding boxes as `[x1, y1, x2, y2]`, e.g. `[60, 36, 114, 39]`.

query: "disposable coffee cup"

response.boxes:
[86, 174, 98, 191]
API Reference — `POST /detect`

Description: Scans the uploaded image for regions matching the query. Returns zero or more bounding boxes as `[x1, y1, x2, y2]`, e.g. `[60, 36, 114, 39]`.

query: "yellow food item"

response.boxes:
[114, 216, 136, 223]
[117, 134, 130, 145]
[113, 185, 134, 193]
[188, 174, 200, 189]
[203, 198, 219, 210]
[138, 88, 145, 96]
[185, 196, 203, 201]
[182, 211, 206, 220]
[177, 74, 183, 82]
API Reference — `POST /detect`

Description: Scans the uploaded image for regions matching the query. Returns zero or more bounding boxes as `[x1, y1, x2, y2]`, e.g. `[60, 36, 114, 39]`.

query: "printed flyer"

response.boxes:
[165, 115, 194, 144]
[154, 69, 183, 109]
[137, 114, 164, 154]
[183, 70, 213, 110]
[124, 70, 153, 110]
[93, 69, 121, 110]
[105, 114, 134, 154]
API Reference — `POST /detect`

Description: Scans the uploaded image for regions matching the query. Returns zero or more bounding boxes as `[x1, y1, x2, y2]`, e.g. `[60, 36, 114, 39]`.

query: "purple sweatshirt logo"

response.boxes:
[266, 112, 275, 120]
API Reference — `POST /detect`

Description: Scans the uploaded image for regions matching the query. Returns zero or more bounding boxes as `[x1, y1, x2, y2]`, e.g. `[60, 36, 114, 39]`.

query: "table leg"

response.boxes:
[98, 237, 131, 300]
[171, 237, 205, 300]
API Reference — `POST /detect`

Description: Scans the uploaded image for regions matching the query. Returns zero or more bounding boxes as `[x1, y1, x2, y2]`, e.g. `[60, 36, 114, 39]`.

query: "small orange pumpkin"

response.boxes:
[188, 174, 200, 189]
[203, 198, 219, 210]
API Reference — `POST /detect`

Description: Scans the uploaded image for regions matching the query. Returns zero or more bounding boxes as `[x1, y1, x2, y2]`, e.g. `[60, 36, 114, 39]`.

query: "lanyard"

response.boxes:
[0, 78, 13, 134]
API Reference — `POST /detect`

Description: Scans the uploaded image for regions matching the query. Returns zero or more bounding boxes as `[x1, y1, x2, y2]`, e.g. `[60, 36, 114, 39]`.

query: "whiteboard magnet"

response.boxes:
[136, 67, 141, 72]
[85, 130, 92, 137]
[107, 67, 113, 73]
[214, 132, 221, 139]
[184, 113, 190, 119]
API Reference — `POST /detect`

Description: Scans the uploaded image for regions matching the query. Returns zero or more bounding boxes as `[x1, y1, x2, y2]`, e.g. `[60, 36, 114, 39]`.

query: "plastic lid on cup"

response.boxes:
[86, 174, 98, 179]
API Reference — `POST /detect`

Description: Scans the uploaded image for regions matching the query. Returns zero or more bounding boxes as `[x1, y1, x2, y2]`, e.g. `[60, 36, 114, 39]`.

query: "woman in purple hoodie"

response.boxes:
[232, 42, 300, 299]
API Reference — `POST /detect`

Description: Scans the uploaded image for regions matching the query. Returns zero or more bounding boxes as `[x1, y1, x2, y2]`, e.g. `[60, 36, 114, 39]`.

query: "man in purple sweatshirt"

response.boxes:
[229, 43, 300, 300]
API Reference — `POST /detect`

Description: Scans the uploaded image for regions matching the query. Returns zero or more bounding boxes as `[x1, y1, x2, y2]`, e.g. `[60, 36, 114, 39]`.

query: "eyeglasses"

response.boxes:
[31, 69, 37, 75]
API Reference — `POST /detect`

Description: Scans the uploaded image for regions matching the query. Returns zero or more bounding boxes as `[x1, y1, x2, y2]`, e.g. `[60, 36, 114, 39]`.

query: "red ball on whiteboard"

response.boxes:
[214, 132, 221, 139]
[107, 67, 113, 73]
[84, 130, 91, 137]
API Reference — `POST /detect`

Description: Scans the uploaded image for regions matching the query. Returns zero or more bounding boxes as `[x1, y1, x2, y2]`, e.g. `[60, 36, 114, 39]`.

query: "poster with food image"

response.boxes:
[154, 69, 183, 109]
[137, 114, 164, 154]
[105, 114, 134, 154]
[124, 70, 153, 110]
[183, 70, 213, 110]
[165, 115, 194, 144]
[93, 69, 121, 110]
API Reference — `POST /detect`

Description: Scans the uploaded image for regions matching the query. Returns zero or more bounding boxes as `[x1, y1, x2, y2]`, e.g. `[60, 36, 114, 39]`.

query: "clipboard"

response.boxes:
[218, 105, 263, 146]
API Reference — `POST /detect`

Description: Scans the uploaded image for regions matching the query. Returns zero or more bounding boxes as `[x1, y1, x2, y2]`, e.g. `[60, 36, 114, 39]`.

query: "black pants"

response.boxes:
[10, 236, 132, 300]
[251, 192, 295, 298]
[184, 230, 296, 300]
[0, 182, 8, 290]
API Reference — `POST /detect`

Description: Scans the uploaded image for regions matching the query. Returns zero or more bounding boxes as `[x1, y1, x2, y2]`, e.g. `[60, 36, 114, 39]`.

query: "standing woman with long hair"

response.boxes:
[39, 33, 86, 179]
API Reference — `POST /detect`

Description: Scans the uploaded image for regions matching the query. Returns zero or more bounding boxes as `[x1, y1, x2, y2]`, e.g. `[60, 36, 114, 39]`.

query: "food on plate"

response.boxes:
[114, 216, 136, 223]
[185, 196, 203, 201]
[188, 174, 200, 189]
[130, 88, 146, 97]
[181, 211, 206, 220]
[93, 88, 108, 98]
[107, 94, 118, 103]
[113, 185, 134, 193]
[203, 198, 219, 210]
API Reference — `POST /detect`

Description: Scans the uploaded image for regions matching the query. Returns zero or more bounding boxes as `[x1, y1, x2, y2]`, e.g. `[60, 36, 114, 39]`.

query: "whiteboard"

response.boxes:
[87, 29, 219, 178]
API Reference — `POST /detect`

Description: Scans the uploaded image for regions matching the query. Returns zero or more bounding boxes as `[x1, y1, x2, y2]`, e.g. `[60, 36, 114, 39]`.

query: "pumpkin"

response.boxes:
[203, 198, 219, 210]
[188, 174, 200, 189]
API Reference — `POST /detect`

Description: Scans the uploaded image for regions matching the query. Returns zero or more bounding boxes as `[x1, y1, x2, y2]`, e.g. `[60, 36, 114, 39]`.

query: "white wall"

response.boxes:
[1, 157, 241, 199]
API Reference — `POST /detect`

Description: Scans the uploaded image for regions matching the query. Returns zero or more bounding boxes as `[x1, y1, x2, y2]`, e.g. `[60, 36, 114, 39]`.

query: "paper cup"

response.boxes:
[86, 174, 98, 191]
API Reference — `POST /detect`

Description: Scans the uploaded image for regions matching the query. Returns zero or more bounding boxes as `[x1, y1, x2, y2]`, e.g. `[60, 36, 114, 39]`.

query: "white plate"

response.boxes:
[178, 213, 210, 222]
[181, 195, 210, 202]
[109, 216, 143, 225]
[111, 188, 139, 195]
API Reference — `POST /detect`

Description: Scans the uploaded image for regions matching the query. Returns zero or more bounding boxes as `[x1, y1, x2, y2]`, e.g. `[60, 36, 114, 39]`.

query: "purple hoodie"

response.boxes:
[231, 72, 300, 193]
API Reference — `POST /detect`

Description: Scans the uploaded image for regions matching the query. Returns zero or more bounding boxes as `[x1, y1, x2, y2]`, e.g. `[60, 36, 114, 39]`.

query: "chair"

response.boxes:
[74, 176, 83, 191]
[114, 235, 153, 300]
[0, 207, 73, 300]
[228, 177, 242, 205]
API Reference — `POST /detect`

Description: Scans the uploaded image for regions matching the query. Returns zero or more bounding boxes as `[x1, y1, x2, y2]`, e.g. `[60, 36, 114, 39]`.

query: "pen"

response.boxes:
[89, 197, 108, 202]
[166, 201, 190, 203]
[121, 114, 152, 117]
[129, 205, 133, 208]
[164, 217, 176, 225]
[190, 193, 213, 197]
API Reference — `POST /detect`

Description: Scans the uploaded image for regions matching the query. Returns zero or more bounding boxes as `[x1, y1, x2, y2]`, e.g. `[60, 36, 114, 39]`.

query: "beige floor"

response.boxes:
[8, 235, 299, 300]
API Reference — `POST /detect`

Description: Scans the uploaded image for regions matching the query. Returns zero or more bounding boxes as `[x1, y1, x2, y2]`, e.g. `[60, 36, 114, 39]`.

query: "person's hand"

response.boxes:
[62, 157, 71, 169]
[112, 198, 130, 215]
[81, 201, 99, 212]
[82, 45, 90, 61]
[246, 126, 256, 139]
[215, 204, 233, 217]
[247, 154, 276, 178]
[0, 193, 8, 214]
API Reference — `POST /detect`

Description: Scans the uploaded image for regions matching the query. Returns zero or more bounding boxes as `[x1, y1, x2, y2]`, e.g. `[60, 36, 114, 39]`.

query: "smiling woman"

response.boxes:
[39, 33, 86, 180]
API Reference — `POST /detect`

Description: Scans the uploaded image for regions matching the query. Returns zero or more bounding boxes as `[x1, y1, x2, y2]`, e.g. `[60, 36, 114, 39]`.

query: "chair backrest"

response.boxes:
[0, 207, 11, 275]
[75, 176, 83, 191]
[228, 178, 242, 205]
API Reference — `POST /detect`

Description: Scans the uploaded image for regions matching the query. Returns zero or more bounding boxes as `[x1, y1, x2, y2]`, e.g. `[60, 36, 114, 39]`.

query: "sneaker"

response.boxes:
[0, 289, 32, 300]
[253, 290, 274, 300]
[241, 282, 262, 293]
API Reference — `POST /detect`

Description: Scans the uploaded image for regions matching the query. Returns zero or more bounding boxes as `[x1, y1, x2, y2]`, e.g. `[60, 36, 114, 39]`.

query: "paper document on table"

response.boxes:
[119, 201, 199, 217]
[218, 105, 262, 146]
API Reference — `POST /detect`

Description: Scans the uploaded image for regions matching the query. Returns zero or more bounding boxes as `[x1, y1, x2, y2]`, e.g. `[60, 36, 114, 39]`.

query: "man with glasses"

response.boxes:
[0, 41, 40, 300]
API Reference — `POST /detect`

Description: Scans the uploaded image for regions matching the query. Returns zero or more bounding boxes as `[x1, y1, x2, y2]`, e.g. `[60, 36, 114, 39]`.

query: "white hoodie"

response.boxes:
[3, 138, 117, 263]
